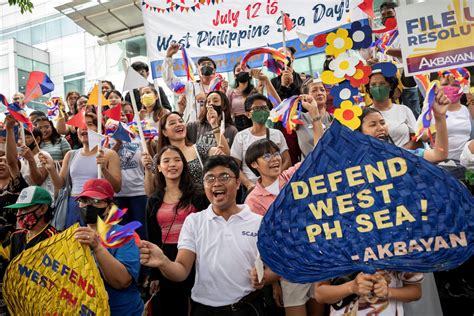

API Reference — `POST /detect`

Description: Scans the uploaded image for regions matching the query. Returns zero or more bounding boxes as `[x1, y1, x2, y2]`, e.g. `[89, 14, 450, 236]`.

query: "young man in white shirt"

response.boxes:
[231, 94, 291, 192]
[140, 155, 276, 315]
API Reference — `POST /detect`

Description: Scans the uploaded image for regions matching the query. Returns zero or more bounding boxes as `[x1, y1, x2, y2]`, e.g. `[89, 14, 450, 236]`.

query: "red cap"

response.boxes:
[77, 179, 114, 200]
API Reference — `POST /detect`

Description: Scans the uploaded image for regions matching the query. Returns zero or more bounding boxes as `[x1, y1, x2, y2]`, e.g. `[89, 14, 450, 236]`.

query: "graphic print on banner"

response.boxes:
[3, 224, 110, 315]
[258, 121, 474, 283]
[142, 0, 368, 77]
[396, 0, 474, 75]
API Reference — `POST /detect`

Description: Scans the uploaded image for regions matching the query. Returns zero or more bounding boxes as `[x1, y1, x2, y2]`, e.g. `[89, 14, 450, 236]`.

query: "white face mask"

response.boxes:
[0, 143, 5, 152]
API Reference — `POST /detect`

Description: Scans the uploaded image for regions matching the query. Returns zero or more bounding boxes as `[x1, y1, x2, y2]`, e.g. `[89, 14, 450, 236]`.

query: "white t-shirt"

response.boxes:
[20, 151, 55, 198]
[230, 128, 289, 183]
[378, 104, 417, 147]
[460, 141, 474, 170]
[446, 105, 471, 161]
[178, 204, 262, 306]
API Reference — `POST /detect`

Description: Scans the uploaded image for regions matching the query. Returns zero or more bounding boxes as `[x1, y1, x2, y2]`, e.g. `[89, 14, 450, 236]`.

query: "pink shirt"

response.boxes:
[226, 88, 246, 115]
[245, 163, 301, 216]
[157, 202, 197, 244]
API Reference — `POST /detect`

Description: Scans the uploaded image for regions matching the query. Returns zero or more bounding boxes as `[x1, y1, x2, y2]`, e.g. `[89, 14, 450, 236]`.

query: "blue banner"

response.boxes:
[258, 121, 474, 283]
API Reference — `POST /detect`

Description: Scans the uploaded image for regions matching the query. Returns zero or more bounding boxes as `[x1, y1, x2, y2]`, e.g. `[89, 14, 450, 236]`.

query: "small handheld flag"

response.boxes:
[181, 47, 197, 82]
[24, 71, 55, 104]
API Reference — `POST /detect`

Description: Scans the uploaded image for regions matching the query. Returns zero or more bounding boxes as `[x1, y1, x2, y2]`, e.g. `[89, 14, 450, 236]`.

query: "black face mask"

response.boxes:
[236, 72, 250, 83]
[80, 205, 106, 224]
[210, 105, 222, 116]
[201, 66, 214, 76]
[27, 141, 36, 151]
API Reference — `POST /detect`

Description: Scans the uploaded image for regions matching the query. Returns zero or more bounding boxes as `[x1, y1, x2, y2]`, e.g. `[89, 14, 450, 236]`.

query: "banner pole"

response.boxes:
[281, 10, 288, 71]
[97, 81, 103, 179]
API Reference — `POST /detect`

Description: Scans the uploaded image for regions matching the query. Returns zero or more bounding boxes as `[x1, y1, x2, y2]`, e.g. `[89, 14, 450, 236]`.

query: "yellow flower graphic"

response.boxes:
[325, 28, 353, 57]
[334, 101, 363, 130]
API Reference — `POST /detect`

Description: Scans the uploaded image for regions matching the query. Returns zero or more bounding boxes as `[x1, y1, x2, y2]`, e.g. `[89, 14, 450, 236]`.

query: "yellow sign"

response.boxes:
[3, 224, 110, 316]
[397, 0, 474, 75]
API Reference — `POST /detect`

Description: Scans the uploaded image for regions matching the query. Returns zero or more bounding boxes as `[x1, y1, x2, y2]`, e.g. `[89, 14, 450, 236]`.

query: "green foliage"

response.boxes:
[8, 0, 34, 14]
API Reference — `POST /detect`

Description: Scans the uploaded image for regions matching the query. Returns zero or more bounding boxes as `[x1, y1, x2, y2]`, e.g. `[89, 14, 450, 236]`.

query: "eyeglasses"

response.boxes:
[203, 173, 236, 186]
[260, 152, 281, 161]
[77, 197, 103, 205]
[251, 106, 269, 112]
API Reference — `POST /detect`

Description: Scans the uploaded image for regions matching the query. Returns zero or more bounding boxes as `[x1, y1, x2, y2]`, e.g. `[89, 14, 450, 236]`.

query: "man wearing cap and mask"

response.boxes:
[74, 178, 144, 315]
[163, 43, 219, 122]
[1, 186, 57, 260]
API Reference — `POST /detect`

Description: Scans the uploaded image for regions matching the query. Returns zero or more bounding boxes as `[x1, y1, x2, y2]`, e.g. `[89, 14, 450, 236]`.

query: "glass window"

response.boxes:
[46, 19, 62, 41]
[126, 36, 147, 58]
[64, 72, 86, 95]
[17, 56, 33, 72]
[64, 79, 85, 95]
[61, 17, 81, 37]
[309, 53, 327, 76]
[32, 61, 50, 74]
[17, 69, 29, 94]
[31, 24, 46, 45]
[16, 28, 32, 45]
[292, 57, 311, 76]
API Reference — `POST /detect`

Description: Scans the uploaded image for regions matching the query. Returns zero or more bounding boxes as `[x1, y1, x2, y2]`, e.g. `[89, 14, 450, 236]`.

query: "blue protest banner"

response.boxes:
[258, 121, 474, 283]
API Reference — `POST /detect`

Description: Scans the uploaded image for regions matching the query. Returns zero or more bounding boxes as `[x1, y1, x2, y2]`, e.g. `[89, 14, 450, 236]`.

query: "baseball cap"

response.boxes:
[5, 186, 52, 209]
[77, 179, 114, 200]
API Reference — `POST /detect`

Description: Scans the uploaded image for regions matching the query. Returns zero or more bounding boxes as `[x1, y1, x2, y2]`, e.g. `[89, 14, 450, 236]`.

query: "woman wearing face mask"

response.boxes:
[364, 69, 418, 149]
[40, 113, 121, 228]
[34, 117, 71, 162]
[187, 91, 238, 147]
[74, 178, 144, 315]
[17, 128, 55, 198]
[139, 86, 169, 129]
[122, 102, 135, 124]
[146, 146, 209, 316]
[142, 112, 228, 195]
[438, 72, 472, 161]
[227, 63, 281, 131]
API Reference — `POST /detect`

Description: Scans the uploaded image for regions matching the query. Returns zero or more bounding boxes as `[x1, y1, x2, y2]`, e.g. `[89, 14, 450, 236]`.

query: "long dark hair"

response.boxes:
[141, 85, 163, 123]
[199, 91, 234, 128]
[357, 107, 395, 144]
[153, 145, 197, 212]
[34, 117, 61, 145]
[233, 62, 255, 97]
[157, 111, 192, 155]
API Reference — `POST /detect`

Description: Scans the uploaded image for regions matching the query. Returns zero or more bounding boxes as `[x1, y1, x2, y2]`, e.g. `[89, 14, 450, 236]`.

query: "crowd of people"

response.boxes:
[0, 1, 473, 315]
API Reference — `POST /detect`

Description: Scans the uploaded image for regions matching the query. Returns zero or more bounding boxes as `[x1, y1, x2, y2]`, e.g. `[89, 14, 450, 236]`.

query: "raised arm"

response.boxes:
[251, 69, 281, 106]
[423, 87, 450, 163]
[162, 43, 187, 90]
[4, 116, 19, 177]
